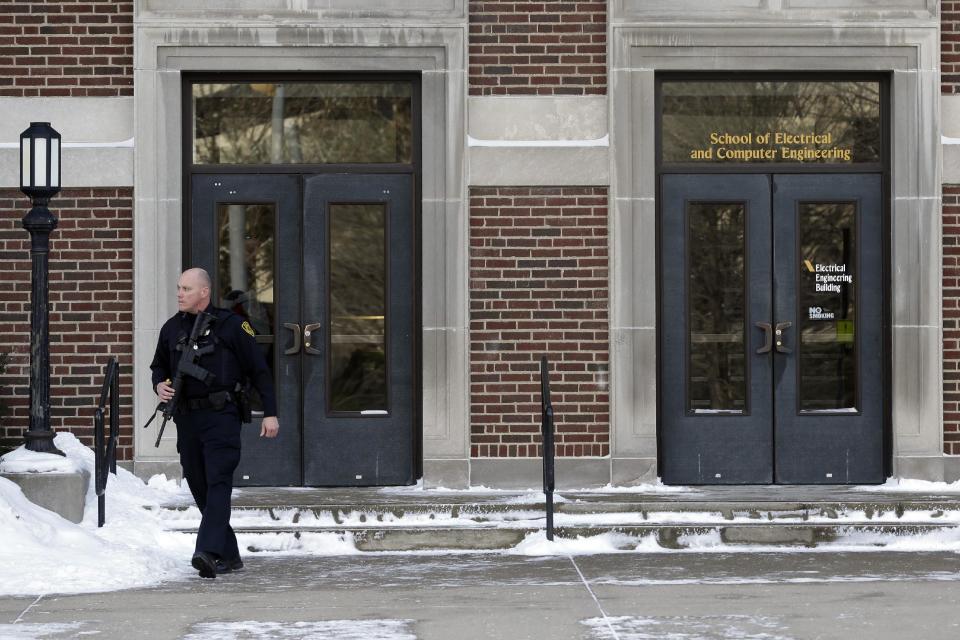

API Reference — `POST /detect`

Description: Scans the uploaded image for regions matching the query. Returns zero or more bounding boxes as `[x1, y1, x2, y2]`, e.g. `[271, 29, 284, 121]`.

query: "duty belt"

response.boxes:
[183, 390, 234, 412]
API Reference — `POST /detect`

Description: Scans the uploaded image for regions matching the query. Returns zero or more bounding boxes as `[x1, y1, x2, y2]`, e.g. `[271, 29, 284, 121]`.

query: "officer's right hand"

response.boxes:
[156, 380, 174, 402]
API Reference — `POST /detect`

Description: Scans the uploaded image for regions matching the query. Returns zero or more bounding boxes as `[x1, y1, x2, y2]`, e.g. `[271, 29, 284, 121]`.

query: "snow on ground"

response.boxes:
[582, 614, 792, 640]
[0, 433, 196, 595]
[509, 531, 638, 556]
[0, 447, 81, 474]
[378, 479, 691, 495]
[181, 620, 416, 640]
[4, 435, 960, 596]
[503, 527, 960, 557]
[0, 623, 85, 639]
[853, 477, 960, 493]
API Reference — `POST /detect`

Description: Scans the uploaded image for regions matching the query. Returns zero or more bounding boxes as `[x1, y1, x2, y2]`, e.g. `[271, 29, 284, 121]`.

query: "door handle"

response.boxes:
[775, 321, 793, 354]
[283, 323, 301, 355]
[303, 322, 322, 355]
[755, 322, 773, 354]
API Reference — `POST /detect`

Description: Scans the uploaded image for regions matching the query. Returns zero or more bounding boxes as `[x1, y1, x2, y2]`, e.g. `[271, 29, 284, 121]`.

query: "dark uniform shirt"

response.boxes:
[150, 305, 278, 417]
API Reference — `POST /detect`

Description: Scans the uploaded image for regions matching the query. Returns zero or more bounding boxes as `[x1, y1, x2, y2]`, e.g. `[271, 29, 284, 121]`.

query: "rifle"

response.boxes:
[143, 311, 217, 447]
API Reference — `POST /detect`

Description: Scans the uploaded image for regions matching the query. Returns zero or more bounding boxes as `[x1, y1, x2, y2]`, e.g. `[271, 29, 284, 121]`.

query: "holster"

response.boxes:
[235, 383, 253, 423]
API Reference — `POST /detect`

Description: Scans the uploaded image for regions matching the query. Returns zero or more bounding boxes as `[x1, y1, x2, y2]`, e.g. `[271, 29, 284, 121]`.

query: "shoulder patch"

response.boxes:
[241, 320, 256, 337]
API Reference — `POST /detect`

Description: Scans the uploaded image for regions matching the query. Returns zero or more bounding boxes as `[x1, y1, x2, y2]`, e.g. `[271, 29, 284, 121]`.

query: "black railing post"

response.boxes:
[540, 356, 555, 541]
[109, 361, 118, 475]
[95, 357, 119, 527]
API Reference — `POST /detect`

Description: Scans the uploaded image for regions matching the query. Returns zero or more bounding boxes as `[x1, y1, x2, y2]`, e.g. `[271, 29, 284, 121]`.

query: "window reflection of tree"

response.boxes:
[799, 204, 856, 410]
[329, 205, 387, 412]
[216, 204, 275, 337]
[688, 204, 745, 411]
[661, 81, 881, 164]
[193, 82, 413, 165]
[216, 204, 277, 415]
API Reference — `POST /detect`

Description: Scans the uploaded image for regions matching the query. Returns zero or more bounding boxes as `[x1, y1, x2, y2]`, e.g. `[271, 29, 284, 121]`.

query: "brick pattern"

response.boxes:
[945, 187, 960, 454]
[0, 188, 134, 459]
[0, 1, 133, 97]
[946, 2, 960, 94]
[469, 1, 606, 96]
[470, 186, 609, 457]
[947, 9, 960, 452]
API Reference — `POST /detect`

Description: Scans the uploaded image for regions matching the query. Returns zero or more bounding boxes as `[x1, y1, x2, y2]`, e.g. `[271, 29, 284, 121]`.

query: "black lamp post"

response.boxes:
[19, 122, 64, 456]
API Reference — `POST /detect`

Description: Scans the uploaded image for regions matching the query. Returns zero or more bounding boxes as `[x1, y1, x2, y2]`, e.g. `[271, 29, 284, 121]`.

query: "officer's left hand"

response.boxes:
[261, 416, 279, 438]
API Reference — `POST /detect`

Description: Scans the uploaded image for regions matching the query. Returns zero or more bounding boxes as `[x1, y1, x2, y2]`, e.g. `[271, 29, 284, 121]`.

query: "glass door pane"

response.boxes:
[687, 203, 747, 413]
[216, 203, 276, 411]
[797, 202, 857, 412]
[328, 204, 388, 413]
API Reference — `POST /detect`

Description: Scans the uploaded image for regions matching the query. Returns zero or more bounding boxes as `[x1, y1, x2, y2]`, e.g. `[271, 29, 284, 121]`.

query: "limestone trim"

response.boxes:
[132, 23, 469, 486]
[610, 22, 942, 481]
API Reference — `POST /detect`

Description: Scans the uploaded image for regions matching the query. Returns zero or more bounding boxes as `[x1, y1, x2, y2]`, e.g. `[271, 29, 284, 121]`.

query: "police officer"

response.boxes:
[150, 268, 280, 578]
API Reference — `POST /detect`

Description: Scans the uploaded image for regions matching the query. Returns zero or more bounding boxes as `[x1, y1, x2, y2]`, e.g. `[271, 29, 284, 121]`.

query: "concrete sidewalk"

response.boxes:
[4, 551, 960, 639]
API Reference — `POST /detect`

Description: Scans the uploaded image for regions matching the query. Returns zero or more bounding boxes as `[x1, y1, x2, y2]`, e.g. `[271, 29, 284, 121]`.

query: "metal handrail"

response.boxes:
[540, 356, 555, 541]
[94, 357, 119, 527]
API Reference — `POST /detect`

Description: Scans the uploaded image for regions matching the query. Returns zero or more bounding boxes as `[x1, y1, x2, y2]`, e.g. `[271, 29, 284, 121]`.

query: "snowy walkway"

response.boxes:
[2, 551, 960, 639]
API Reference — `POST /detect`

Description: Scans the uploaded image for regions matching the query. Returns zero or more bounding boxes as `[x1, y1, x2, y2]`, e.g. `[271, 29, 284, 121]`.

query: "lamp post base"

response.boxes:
[23, 430, 65, 456]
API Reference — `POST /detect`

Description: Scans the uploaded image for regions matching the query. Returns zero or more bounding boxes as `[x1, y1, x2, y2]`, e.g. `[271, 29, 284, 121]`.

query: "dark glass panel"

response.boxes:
[798, 203, 857, 412]
[661, 81, 881, 164]
[245, 343, 274, 414]
[216, 203, 276, 338]
[329, 204, 387, 413]
[193, 82, 413, 164]
[688, 203, 747, 413]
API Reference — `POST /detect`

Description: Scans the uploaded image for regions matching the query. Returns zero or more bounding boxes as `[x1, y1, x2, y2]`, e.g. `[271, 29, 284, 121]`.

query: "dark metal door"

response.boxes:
[191, 174, 302, 486]
[191, 173, 417, 486]
[772, 174, 884, 483]
[660, 173, 885, 485]
[301, 174, 416, 486]
[661, 174, 774, 484]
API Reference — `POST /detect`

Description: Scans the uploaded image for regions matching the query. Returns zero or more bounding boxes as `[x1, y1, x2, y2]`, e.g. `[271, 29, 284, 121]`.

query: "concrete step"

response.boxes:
[151, 501, 960, 526]
[170, 522, 960, 551]
[155, 488, 960, 551]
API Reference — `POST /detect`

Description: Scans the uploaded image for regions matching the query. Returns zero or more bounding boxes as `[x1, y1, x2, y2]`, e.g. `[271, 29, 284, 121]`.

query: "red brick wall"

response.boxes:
[470, 186, 609, 457]
[947, 10, 960, 453]
[0, 188, 134, 459]
[0, 1, 133, 97]
[945, 187, 960, 455]
[945, 2, 960, 94]
[468, 1, 606, 96]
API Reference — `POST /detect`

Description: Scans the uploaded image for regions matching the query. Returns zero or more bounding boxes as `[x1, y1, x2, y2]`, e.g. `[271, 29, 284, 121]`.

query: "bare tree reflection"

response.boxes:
[688, 204, 746, 411]
[662, 81, 881, 164]
[193, 82, 413, 165]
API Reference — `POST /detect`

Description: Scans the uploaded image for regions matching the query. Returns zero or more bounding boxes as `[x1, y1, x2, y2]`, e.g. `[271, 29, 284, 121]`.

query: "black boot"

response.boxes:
[191, 552, 217, 579]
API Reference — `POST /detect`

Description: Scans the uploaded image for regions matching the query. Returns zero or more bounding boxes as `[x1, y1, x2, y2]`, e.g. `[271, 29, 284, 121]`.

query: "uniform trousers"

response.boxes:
[175, 406, 242, 562]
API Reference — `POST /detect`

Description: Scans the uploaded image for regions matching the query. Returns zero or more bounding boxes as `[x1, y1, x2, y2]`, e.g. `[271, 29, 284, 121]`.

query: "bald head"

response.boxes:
[177, 268, 212, 314]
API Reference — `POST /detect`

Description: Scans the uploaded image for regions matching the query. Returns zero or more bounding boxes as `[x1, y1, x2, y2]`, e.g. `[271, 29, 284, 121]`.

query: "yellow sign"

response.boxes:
[689, 131, 853, 163]
[836, 320, 854, 343]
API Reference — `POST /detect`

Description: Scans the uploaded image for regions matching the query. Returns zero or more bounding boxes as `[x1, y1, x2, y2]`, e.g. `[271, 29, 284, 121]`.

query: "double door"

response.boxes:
[191, 173, 416, 486]
[660, 174, 885, 484]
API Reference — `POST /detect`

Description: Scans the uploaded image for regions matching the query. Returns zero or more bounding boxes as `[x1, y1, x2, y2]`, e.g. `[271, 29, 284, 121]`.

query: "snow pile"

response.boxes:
[181, 620, 416, 640]
[0, 447, 81, 474]
[0, 433, 369, 595]
[0, 433, 195, 595]
[509, 530, 637, 555]
[582, 615, 790, 640]
[571, 481, 693, 494]
[854, 477, 960, 493]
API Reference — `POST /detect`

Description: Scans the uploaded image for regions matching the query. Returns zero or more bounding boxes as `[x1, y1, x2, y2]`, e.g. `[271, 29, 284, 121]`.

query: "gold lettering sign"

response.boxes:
[688, 130, 854, 163]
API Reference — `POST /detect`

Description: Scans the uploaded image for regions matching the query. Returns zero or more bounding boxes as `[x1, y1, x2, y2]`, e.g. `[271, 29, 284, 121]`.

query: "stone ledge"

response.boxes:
[1, 469, 90, 524]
